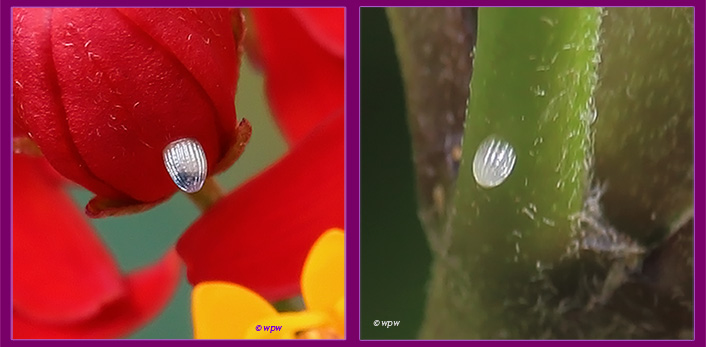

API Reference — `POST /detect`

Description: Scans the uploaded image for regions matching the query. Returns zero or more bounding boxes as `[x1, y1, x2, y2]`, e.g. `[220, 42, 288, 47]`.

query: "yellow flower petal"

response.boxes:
[332, 297, 345, 337]
[301, 229, 345, 326]
[244, 311, 329, 339]
[192, 281, 277, 339]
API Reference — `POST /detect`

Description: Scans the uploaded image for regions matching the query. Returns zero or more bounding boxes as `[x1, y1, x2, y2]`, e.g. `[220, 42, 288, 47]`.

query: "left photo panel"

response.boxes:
[11, 8, 344, 339]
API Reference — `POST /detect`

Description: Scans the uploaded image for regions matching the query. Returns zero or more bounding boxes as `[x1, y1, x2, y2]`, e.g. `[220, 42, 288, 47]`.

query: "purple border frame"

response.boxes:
[2, 2, 703, 346]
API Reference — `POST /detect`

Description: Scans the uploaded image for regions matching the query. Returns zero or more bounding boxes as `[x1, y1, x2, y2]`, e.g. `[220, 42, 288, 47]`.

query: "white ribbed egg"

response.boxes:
[473, 135, 516, 188]
[163, 138, 207, 193]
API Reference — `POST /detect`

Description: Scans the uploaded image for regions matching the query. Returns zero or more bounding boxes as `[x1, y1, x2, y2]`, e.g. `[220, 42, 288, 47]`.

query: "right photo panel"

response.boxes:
[360, 7, 694, 340]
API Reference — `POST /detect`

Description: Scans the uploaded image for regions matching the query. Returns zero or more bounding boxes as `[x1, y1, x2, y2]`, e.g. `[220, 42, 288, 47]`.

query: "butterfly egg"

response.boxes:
[163, 138, 207, 193]
[473, 135, 516, 188]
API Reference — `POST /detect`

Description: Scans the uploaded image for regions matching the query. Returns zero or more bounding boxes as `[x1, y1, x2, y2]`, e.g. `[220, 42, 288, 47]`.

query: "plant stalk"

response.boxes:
[188, 177, 224, 212]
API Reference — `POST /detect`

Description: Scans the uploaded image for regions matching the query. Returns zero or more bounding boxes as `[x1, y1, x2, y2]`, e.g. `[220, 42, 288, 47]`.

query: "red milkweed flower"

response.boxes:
[12, 8, 250, 217]
[176, 8, 345, 302]
[12, 7, 345, 339]
[12, 7, 244, 339]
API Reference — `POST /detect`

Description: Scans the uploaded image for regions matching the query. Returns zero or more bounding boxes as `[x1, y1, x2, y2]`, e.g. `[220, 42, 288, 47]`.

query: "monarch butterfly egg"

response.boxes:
[163, 138, 207, 193]
[473, 135, 516, 188]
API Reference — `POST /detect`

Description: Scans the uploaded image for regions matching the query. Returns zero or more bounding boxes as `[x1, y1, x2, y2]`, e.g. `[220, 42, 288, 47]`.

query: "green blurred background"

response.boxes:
[69, 57, 287, 339]
[360, 8, 432, 340]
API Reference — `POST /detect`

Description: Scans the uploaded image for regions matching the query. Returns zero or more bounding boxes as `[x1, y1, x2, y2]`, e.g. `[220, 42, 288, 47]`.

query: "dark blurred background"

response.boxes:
[360, 7, 431, 340]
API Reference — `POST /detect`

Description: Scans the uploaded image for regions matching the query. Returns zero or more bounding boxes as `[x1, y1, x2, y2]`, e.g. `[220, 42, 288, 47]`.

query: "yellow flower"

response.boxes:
[191, 229, 344, 339]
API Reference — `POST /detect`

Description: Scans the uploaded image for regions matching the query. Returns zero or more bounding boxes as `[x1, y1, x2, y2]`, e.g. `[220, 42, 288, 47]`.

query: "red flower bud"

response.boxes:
[13, 8, 247, 209]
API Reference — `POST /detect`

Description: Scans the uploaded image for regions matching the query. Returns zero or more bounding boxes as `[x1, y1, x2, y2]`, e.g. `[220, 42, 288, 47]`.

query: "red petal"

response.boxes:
[13, 150, 66, 187]
[13, 154, 124, 323]
[291, 8, 345, 58]
[49, 8, 227, 202]
[13, 250, 181, 339]
[250, 8, 344, 145]
[12, 8, 125, 200]
[177, 111, 344, 301]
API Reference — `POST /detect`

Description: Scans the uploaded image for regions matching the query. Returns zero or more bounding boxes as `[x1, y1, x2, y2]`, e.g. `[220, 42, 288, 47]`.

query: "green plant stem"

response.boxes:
[420, 7, 601, 339]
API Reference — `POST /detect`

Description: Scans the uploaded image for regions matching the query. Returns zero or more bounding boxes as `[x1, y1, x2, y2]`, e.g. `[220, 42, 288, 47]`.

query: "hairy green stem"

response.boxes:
[421, 7, 601, 339]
